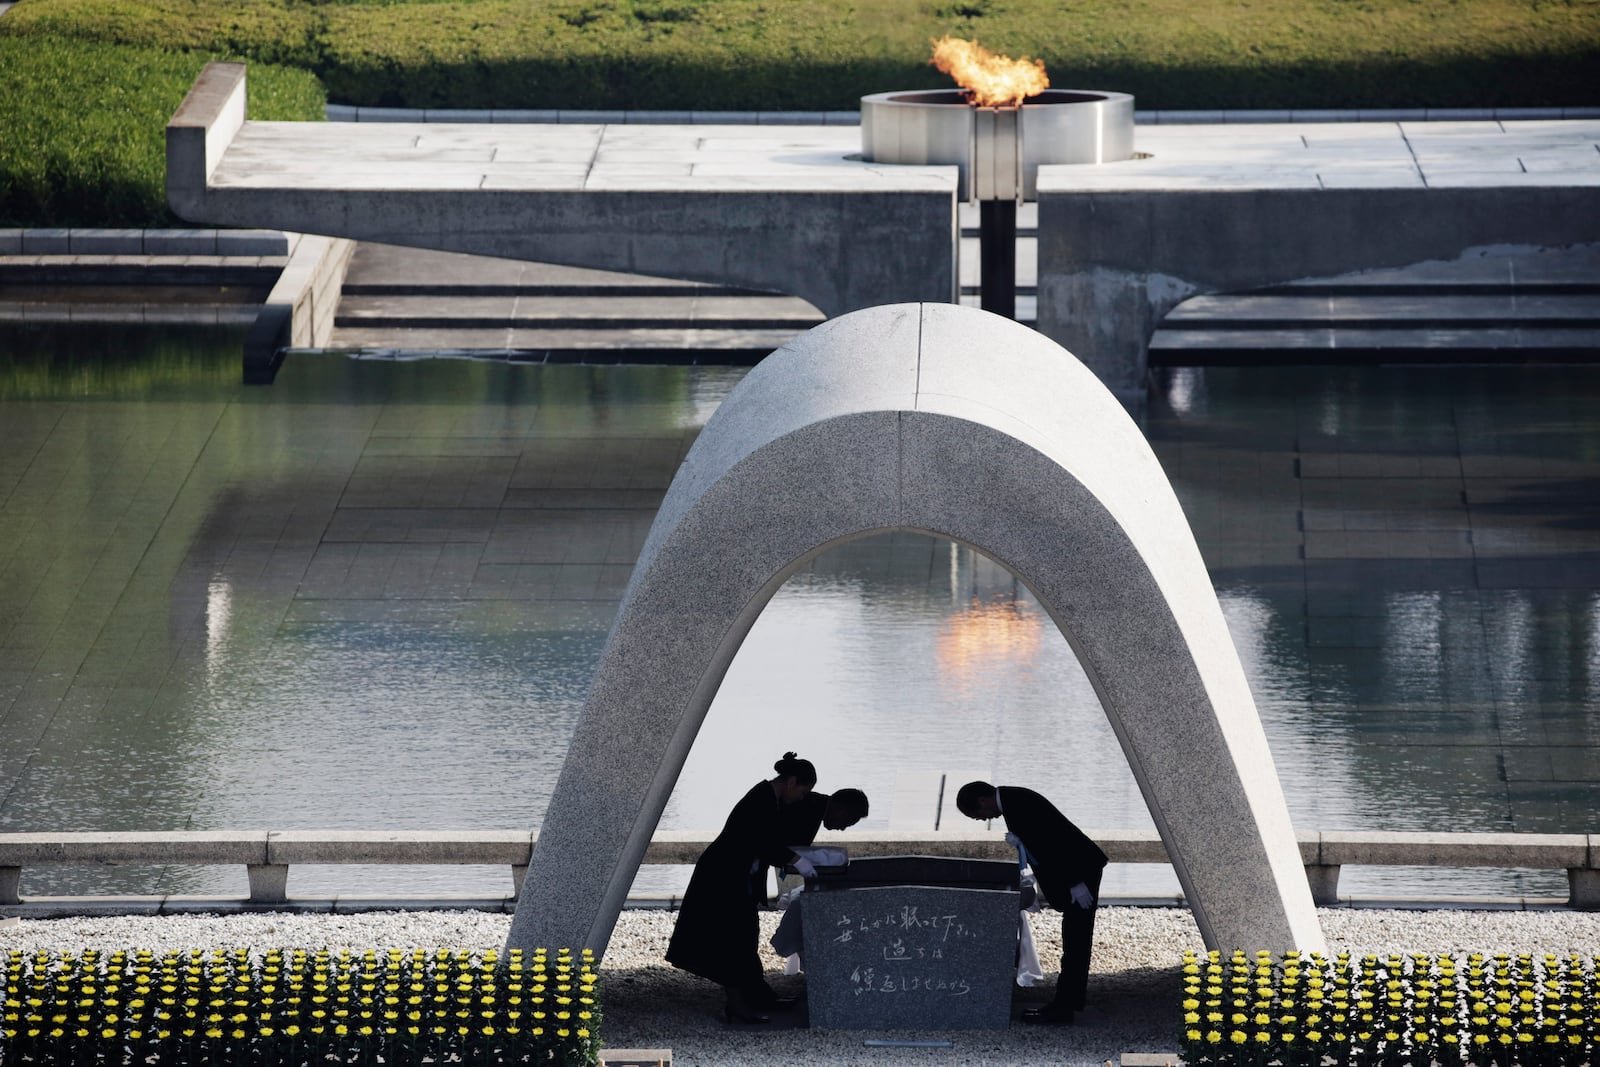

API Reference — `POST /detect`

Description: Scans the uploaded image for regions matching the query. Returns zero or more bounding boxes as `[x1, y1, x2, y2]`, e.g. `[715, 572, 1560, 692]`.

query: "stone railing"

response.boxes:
[1, 829, 1595, 912]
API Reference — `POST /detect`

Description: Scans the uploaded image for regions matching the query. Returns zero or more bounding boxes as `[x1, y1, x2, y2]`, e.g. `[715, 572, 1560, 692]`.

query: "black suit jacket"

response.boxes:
[778, 791, 828, 847]
[998, 785, 1108, 908]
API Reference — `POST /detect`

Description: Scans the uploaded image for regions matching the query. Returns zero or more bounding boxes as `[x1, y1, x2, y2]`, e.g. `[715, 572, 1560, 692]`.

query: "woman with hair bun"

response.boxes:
[666, 751, 819, 1023]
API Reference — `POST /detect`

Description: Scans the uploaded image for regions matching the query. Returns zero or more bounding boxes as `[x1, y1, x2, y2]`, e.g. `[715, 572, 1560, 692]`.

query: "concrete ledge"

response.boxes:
[0, 303, 264, 326]
[166, 60, 247, 218]
[0, 229, 289, 256]
[245, 231, 356, 383]
[225, 230, 293, 256]
[19, 228, 70, 254]
[5, 828, 1590, 871]
[68, 229, 145, 255]
[1315, 830, 1589, 868]
[145, 229, 219, 255]
[5, 829, 1596, 911]
[266, 830, 534, 866]
[0, 830, 269, 866]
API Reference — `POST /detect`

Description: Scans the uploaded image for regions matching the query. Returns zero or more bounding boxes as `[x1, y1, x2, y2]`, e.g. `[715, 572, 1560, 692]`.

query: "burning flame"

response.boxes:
[931, 35, 1049, 108]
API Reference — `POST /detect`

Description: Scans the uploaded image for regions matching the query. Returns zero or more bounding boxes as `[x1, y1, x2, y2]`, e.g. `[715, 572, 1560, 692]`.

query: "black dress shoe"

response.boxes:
[745, 983, 799, 1009]
[723, 989, 772, 1024]
[1021, 1004, 1075, 1025]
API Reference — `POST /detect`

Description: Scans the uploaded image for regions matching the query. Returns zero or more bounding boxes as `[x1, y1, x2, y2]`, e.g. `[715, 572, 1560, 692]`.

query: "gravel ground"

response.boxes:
[5, 907, 1599, 1066]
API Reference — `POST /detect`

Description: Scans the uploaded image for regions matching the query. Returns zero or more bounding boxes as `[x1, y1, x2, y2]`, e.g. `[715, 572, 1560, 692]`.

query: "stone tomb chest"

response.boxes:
[797, 856, 1020, 1030]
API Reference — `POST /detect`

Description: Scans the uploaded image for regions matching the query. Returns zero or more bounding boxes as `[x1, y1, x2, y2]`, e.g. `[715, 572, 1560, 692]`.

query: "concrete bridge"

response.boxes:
[167, 62, 955, 384]
[168, 63, 1600, 402]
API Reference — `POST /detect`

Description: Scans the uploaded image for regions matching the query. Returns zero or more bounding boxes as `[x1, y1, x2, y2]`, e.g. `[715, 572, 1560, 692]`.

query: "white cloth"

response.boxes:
[790, 845, 847, 868]
[771, 884, 807, 973]
[1016, 912, 1044, 986]
[1016, 868, 1045, 985]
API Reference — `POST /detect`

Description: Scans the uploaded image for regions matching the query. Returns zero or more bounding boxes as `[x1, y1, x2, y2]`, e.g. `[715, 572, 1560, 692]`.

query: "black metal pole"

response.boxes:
[979, 198, 1017, 319]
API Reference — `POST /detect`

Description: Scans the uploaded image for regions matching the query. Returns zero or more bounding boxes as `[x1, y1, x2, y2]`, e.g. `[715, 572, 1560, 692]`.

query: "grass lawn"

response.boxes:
[1, 0, 1595, 224]
[0, 34, 322, 226]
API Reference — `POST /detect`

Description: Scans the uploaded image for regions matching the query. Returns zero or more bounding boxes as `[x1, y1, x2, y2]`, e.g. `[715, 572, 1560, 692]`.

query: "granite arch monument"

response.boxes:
[508, 302, 1325, 956]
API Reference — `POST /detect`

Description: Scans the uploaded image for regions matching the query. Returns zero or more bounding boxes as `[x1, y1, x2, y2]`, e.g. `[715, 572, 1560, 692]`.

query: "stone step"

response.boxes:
[0, 302, 261, 326]
[1163, 292, 1600, 328]
[333, 293, 822, 331]
[322, 238, 1600, 362]
[1150, 326, 1600, 362]
[336, 243, 756, 297]
[0, 256, 285, 287]
[323, 326, 798, 363]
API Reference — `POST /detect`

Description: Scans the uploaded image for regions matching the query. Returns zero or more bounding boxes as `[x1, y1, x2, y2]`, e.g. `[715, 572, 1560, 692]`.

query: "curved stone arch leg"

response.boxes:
[508, 302, 1324, 956]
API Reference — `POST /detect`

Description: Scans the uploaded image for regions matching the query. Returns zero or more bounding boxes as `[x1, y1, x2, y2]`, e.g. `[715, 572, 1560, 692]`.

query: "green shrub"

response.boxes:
[4, 0, 1597, 111]
[1180, 948, 1599, 1066]
[0, 36, 323, 227]
[2, 945, 601, 1066]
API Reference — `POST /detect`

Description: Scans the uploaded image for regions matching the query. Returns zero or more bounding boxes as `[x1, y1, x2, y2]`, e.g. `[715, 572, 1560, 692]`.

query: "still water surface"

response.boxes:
[1, 325, 1596, 901]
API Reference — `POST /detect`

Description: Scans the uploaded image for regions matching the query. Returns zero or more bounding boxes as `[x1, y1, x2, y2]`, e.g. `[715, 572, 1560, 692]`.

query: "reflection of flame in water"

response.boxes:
[936, 594, 1043, 686]
[931, 35, 1050, 108]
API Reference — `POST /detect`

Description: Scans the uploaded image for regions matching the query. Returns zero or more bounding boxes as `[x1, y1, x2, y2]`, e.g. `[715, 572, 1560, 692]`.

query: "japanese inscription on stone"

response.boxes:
[799, 884, 1018, 1030]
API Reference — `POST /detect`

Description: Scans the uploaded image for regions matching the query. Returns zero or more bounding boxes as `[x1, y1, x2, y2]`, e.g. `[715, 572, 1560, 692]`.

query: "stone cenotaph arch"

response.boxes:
[507, 303, 1325, 956]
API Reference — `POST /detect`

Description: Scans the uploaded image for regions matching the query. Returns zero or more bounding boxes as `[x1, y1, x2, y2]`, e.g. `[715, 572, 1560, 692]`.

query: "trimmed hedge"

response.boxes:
[0, 0, 1594, 225]
[2, 945, 601, 1066]
[0, 35, 324, 227]
[1180, 949, 1599, 1066]
[3, 0, 1597, 111]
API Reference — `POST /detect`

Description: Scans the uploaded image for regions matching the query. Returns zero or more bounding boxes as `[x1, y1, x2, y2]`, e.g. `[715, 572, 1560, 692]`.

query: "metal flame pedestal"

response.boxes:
[979, 200, 1017, 319]
[860, 89, 1135, 319]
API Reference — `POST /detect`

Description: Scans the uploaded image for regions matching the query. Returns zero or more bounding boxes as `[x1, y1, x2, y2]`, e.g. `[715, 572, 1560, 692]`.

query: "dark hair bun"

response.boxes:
[773, 752, 818, 787]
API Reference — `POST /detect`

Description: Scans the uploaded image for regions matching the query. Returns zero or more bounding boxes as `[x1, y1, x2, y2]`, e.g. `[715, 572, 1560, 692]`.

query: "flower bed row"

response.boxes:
[3, 945, 600, 1065]
[1181, 949, 1598, 1067]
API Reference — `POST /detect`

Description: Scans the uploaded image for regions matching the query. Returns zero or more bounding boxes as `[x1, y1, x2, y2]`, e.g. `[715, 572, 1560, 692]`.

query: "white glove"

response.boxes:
[1004, 831, 1023, 850]
[1069, 882, 1094, 910]
[792, 856, 818, 879]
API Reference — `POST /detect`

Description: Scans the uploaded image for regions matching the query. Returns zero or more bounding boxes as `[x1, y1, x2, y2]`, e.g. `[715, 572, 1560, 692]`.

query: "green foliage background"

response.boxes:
[1, 0, 1596, 224]
[0, 34, 324, 226]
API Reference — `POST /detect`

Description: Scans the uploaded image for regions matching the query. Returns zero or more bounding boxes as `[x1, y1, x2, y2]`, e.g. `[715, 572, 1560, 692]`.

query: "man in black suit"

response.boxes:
[956, 780, 1108, 1024]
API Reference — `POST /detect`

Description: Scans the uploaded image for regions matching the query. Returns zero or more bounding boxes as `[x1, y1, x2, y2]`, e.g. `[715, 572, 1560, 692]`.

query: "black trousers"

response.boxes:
[1051, 868, 1102, 1010]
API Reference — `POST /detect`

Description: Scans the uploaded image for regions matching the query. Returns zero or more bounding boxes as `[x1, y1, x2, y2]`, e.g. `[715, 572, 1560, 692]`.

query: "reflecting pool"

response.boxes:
[1, 324, 1596, 902]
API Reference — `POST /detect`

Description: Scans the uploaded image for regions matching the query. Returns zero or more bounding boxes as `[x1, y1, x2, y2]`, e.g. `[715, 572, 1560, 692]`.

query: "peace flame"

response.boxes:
[930, 35, 1049, 108]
